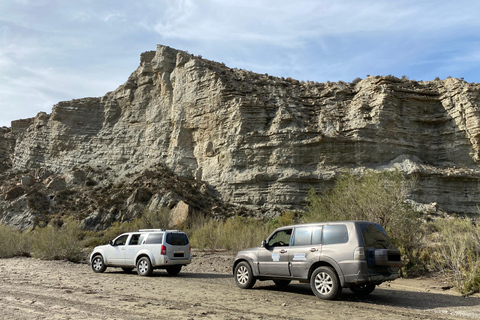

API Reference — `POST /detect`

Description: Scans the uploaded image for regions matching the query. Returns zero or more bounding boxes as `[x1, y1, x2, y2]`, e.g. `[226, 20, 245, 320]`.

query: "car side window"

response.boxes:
[268, 229, 292, 247]
[144, 233, 164, 244]
[128, 234, 145, 245]
[293, 227, 312, 246]
[113, 234, 128, 246]
[323, 225, 348, 245]
[312, 227, 322, 245]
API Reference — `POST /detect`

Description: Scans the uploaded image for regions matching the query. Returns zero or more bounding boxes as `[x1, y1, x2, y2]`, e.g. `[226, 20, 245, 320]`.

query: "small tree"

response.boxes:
[304, 169, 423, 273]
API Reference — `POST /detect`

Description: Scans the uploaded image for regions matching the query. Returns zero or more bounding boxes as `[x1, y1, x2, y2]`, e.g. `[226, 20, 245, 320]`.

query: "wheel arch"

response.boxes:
[90, 250, 106, 265]
[135, 253, 151, 265]
[233, 258, 256, 276]
[308, 259, 345, 287]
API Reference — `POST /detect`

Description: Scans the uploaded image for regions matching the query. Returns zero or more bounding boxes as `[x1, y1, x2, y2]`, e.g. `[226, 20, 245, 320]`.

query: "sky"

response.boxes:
[1, 0, 480, 128]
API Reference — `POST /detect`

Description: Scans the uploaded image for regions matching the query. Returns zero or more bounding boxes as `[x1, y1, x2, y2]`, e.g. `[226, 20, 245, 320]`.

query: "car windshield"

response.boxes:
[361, 223, 392, 249]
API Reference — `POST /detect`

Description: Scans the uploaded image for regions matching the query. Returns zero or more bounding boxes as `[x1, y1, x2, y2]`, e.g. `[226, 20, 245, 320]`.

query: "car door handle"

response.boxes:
[279, 249, 287, 254]
[310, 248, 318, 252]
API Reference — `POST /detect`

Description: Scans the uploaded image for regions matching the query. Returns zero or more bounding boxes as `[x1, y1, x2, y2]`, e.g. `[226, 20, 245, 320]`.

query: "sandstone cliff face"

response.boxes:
[2, 45, 480, 229]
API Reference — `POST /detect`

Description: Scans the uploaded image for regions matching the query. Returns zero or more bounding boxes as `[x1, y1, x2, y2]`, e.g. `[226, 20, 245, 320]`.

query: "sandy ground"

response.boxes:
[1, 252, 480, 320]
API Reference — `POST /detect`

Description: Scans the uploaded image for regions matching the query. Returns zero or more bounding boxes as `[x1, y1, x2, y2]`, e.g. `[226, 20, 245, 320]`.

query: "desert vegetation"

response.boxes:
[0, 170, 479, 295]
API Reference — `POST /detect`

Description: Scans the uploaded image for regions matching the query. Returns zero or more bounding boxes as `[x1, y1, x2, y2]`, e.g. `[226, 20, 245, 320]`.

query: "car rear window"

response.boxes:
[361, 223, 391, 249]
[166, 233, 189, 246]
[145, 233, 164, 244]
[323, 225, 348, 245]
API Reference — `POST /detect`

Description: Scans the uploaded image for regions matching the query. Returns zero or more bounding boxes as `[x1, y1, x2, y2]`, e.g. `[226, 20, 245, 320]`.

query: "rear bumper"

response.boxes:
[153, 256, 191, 267]
[341, 260, 399, 286]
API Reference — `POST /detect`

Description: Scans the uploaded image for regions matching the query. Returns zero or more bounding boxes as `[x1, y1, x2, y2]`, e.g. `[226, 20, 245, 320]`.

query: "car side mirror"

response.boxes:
[109, 240, 114, 246]
[261, 240, 267, 248]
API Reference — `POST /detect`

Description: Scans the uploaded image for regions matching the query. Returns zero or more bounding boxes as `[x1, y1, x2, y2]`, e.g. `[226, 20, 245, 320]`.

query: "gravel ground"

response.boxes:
[1, 252, 479, 319]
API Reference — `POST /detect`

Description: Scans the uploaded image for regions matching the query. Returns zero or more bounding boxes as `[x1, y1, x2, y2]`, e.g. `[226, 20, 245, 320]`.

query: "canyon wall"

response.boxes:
[2, 45, 480, 229]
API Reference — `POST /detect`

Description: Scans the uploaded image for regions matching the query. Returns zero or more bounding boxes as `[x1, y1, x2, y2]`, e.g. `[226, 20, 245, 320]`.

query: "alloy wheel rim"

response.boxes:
[93, 258, 102, 271]
[139, 260, 148, 273]
[237, 266, 249, 285]
[314, 272, 333, 295]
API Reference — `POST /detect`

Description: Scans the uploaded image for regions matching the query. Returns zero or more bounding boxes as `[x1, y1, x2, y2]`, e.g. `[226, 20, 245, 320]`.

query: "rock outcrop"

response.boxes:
[2, 44, 480, 229]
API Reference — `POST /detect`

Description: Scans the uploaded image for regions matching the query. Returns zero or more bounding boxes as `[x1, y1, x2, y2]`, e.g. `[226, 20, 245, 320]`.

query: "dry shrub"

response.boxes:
[31, 219, 85, 262]
[0, 224, 31, 258]
[429, 217, 480, 295]
[304, 170, 424, 275]
[190, 216, 272, 252]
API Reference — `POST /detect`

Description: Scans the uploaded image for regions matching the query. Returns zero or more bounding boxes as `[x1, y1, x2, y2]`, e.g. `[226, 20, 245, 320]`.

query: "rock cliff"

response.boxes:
[2, 44, 480, 230]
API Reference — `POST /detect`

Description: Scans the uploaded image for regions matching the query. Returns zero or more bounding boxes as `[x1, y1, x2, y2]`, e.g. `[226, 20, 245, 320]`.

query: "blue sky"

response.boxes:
[1, 0, 479, 127]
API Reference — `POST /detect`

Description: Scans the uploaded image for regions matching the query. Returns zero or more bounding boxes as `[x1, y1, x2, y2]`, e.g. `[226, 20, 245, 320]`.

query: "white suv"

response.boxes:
[90, 229, 191, 276]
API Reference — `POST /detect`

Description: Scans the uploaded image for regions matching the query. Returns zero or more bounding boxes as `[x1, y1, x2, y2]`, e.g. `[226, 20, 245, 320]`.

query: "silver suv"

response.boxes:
[233, 221, 401, 300]
[90, 229, 191, 276]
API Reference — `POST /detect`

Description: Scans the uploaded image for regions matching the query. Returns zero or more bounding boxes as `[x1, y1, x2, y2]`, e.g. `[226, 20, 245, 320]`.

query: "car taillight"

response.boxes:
[161, 245, 167, 255]
[354, 247, 365, 260]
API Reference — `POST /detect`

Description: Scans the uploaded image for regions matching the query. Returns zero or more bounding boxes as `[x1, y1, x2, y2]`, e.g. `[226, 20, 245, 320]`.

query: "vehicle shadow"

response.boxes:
[107, 270, 232, 279]
[255, 282, 480, 310]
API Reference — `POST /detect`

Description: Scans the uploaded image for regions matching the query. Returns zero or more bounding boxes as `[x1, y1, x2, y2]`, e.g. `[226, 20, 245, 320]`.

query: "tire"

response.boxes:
[136, 257, 153, 276]
[273, 280, 291, 287]
[350, 283, 376, 296]
[121, 267, 134, 273]
[166, 265, 182, 276]
[91, 255, 107, 273]
[234, 261, 256, 289]
[310, 266, 341, 300]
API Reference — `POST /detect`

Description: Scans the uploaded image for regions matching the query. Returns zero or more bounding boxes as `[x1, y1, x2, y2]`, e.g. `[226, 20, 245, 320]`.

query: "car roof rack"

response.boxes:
[137, 229, 166, 232]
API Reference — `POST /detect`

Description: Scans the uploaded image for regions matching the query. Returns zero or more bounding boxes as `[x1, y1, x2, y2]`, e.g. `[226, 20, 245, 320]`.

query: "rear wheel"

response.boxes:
[350, 283, 376, 296]
[91, 255, 106, 273]
[166, 265, 182, 276]
[136, 257, 153, 276]
[310, 266, 341, 300]
[234, 261, 256, 289]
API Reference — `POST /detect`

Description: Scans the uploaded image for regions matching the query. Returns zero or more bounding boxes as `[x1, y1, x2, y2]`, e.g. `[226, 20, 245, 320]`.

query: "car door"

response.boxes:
[124, 233, 145, 266]
[289, 226, 322, 278]
[105, 234, 129, 265]
[257, 228, 292, 277]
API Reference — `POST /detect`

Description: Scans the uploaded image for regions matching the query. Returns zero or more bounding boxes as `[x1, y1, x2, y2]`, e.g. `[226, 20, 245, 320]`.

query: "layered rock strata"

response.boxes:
[2, 45, 480, 229]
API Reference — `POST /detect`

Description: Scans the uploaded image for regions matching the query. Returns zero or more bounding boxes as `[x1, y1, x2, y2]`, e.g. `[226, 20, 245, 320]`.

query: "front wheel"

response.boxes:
[166, 265, 182, 276]
[91, 255, 106, 273]
[350, 283, 375, 296]
[234, 261, 256, 289]
[136, 257, 153, 276]
[310, 266, 341, 300]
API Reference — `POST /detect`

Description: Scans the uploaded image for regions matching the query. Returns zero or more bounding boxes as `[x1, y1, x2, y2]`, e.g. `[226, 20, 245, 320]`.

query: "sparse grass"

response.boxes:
[189, 212, 297, 252]
[428, 217, 480, 295]
[31, 218, 85, 262]
[303, 170, 424, 276]
[0, 224, 30, 258]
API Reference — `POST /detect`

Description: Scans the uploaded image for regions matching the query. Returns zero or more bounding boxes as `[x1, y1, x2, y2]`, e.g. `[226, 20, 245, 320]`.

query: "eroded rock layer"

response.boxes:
[2, 45, 480, 229]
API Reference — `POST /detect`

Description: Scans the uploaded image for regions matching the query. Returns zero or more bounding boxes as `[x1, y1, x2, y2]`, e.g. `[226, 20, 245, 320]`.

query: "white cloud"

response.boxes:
[1, 0, 480, 127]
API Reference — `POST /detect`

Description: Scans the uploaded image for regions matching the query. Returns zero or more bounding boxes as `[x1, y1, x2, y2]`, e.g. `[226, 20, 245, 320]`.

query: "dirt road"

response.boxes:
[1, 253, 479, 319]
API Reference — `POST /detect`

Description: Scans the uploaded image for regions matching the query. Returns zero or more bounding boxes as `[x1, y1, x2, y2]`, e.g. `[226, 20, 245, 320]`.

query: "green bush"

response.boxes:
[190, 216, 273, 252]
[31, 219, 85, 262]
[304, 170, 423, 274]
[429, 217, 480, 295]
[0, 224, 30, 258]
